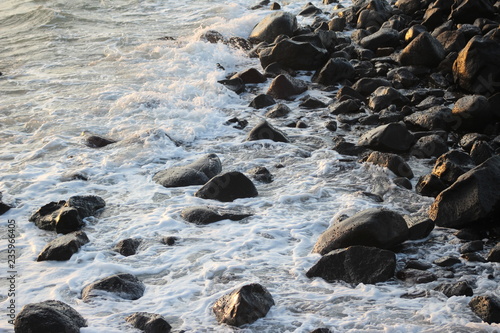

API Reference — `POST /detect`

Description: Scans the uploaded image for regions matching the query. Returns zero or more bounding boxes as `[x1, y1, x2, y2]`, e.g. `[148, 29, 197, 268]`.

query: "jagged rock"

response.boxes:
[387, 67, 419, 88]
[451, 95, 493, 132]
[435, 281, 473, 297]
[307, 245, 396, 284]
[248, 166, 273, 183]
[114, 238, 141, 256]
[181, 206, 252, 225]
[298, 2, 322, 16]
[312, 58, 355, 86]
[201, 30, 224, 43]
[125, 312, 172, 333]
[416, 173, 447, 197]
[218, 78, 244, 94]
[249, 12, 297, 43]
[404, 106, 454, 131]
[299, 97, 327, 109]
[329, 99, 362, 115]
[450, 0, 495, 24]
[249, 94, 276, 109]
[194, 172, 258, 202]
[365, 151, 414, 178]
[469, 296, 500, 324]
[368, 87, 409, 112]
[470, 141, 494, 165]
[310, 328, 332, 333]
[265, 103, 291, 118]
[431, 150, 475, 185]
[259, 39, 329, 70]
[82, 273, 145, 302]
[84, 135, 116, 148]
[436, 30, 466, 54]
[360, 28, 400, 51]
[312, 208, 410, 255]
[396, 268, 438, 283]
[29, 195, 105, 234]
[37, 231, 89, 261]
[153, 154, 222, 188]
[231, 68, 266, 84]
[246, 121, 289, 143]
[487, 243, 500, 262]
[213, 283, 274, 327]
[411, 134, 449, 159]
[352, 77, 392, 96]
[400, 32, 445, 67]
[267, 74, 307, 99]
[358, 122, 414, 153]
[14, 300, 87, 333]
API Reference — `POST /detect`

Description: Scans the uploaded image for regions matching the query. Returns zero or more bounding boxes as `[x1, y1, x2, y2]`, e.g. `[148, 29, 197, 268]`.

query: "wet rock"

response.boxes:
[249, 12, 297, 43]
[459, 133, 490, 152]
[29, 195, 105, 234]
[153, 154, 222, 188]
[259, 39, 329, 70]
[84, 135, 116, 148]
[248, 166, 273, 183]
[225, 117, 248, 130]
[213, 283, 274, 327]
[14, 300, 87, 333]
[37, 231, 89, 261]
[360, 28, 400, 51]
[405, 25, 427, 43]
[400, 32, 445, 67]
[470, 141, 494, 165]
[405, 260, 432, 270]
[249, 94, 276, 109]
[325, 120, 338, 132]
[416, 173, 447, 197]
[404, 106, 454, 131]
[0, 196, 11, 215]
[396, 268, 438, 283]
[194, 171, 258, 202]
[450, 0, 495, 24]
[125, 312, 172, 333]
[266, 103, 291, 118]
[387, 67, 419, 89]
[436, 30, 466, 54]
[267, 74, 307, 100]
[422, 0, 454, 30]
[298, 2, 322, 16]
[329, 99, 362, 115]
[82, 273, 145, 302]
[365, 151, 414, 178]
[352, 77, 392, 96]
[312, 58, 355, 86]
[246, 120, 289, 143]
[451, 95, 493, 132]
[462, 252, 487, 263]
[201, 30, 224, 43]
[368, 87, 409, 112]
[114, 238, 141, 257]
[312, 208, 410, 255]
[358, 122, 414, 153]
[310, 329, 332, 333]
[181, 206, 252, 225]
[411, 134, 449, 159]
[395, 0, 423, 15]
[434, 255, 461, 267]
[431, 150, 475, 185]
[161, 236, 177, 246]
[400, 290, 431, 299]
[231, 68, 266, 84]
[270, 2, 280, 10]
[434, 281, 473, 297]
[218, 77, 244, 94]
[487, 243, 500, 262]
[407, 218, 435, 240]
[469, 295, 500, 324]
[454, 228, 488, 241]
[459, 240, 483, 254]
[393, 177, 412, 190]
[226, 37, 253, 51]
[307, 245, 396, 284]
[299, 97, 327, 109]
[329, 17, 346, 31]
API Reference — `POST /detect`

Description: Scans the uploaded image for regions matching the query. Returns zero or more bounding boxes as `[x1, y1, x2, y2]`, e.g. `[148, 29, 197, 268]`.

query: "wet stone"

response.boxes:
[433, 256, 461, 267]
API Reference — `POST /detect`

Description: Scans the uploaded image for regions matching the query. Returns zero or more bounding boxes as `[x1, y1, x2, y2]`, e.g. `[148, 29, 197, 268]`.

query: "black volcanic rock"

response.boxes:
[82, 273, 145, 302]
[37, 231, 89, 261]
[246, 121, 289, 143]
[194, 172, 258, 202]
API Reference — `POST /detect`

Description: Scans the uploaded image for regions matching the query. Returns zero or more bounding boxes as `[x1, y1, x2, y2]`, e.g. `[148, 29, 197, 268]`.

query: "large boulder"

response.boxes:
[312, 208, 410, 255]
[194, 172, 258, 202]
[451, 95, 493, 132]
[266, 74, 307, 100]
[213, 283, 274, 327]
[180, 206, 252, 225]
[29, 195, 105, 234]
[312, 58, 355, 86]
[306, 246, 396, 284]
[404, 106, 454, 131]
[365, 151, 414, 178]
[400, 32, 445, 67]
[259, 39, 329, 70]
[358, 122, 414, 153]
[360, 28, 400, 51]
[469, 295, 500, 324]
[453, 36, 500, 95]
[411, 134, 449, 159]
[153, 154, 222, 188]
[449, 0, 495, 24]
[125, 312, 172, 333]
[431, 150, 475, 185]
[249, 12, 297, 43]
[37, 231, 89, 261]
[82, 273, 145, 302]
[395, 0, 423, 14]
[368, 87, 409, 112]
[14, 300, 87, 333]
[429, 156, 500, 229]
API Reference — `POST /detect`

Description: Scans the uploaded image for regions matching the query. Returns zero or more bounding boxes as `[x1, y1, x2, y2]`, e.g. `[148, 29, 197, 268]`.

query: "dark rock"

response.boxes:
[270, 2, 280, 10]
[213, 283, 274, 327]
[459, 133, 490, 152]
[194, 171, 258, 202]
[248, 166, 273, 183]
[360, 28, 400, 51]
[246, 120, 289, 143]
[125, 312, 172, 333]
[37, 231, 89, 261]
[436, 30, 466, 54]
[365, 151, 414, 178]
[405, 25, 427, 43]
[153, 154, 222, 188]
[357, 9, 391, 30]
[453, 36, 500, 95]
[201, 30, 224, 43]
[450, 0, 495, 24]
[299, 2, 322, 16]
[259, 39, 329, 70]
[487, 243, 500, 262]
[404, 106, 454, 131]
[267, 74, 307, 99]
[218, 77, 244, 94]
[249, 12, 297, 43]
[307, 245, 396, 284]
[455, 228, 488, 241]
[451, 95, 493, 132]
[14, 300, 87, 333]
[226, 37, 253, 51]
[400, 290, 431, 299]
[435, 281, 473, 297]
[416, 173, 447, 197]
[387, 67, 419, 89]
[312, 58, 355, 86]
[394, 177, 412, 190]
[400, 32, 445, 67]
[422, 0, 454, 30]
[459, 240, 484, 254]
[310, 329, 332, 333]
[333, 137, 368, 156]
[263, 61, 296, 77]
[407, 218, 435, 240]
[395, 0, 423, 15]
[405, 260, 432, 270]
[358, 122, 414, 153]
[337, 86, 365, 101]
[249, 94, 276, 109]
[312, 208, 410, 255]
[85, 135, 116, 148]
[411, 134, 449, 159]
[82, 273, 145, 301]
[232, 68, 266, 84]
[352, 77, 392, 96]
[368, 87, 409, 112]
[266, 103, 291, 118]
[396, 268, 438, 283]
[329, 99, 362, 115]
[329, 17, 346, 31]
[0, 198, 11, 215]
[161, 236, 177, 246]
[431, 150, 475, 185]
[299, 97, 327, 109]
[225, 117, 248, 130]
[181, 206, 252, 225]
[462, 252, 487, 263]
[434, 255, 461, 267]
[469, 295, 500, 324]
[114, 238, 141, 256]
[325, 120, 338, 132]
[470, 141, 494, 165]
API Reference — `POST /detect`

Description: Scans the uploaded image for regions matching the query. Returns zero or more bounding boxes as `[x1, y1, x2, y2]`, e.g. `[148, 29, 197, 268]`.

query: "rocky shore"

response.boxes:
[5, 0, 500, 332]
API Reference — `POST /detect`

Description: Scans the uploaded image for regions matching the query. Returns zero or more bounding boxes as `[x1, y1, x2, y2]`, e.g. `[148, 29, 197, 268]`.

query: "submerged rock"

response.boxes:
[84, 135, 116, 148]
[125, 312, 172, 333]
[194, 172, 258, 202]
[37, 231, 90, 261]
[113, 238, 141, 257]
[82, 273, 145, 302]
[434, 281, 473, 297]
[180, 206, 252, 225]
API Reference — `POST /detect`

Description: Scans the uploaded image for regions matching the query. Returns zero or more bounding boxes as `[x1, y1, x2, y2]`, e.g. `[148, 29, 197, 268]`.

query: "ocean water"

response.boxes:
[0, 0, 499, 332]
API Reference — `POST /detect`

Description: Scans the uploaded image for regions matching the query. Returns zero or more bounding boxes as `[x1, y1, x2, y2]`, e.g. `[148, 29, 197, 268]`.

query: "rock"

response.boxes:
[358, 122, 414, 153]
[194, 171, 258, 202]
[226, 37, 253, 51]
[325, 120, 338, 132]
[153, 154, 222, 188]
[299, 2, 322, 16]
[329, 99, 362, 115]
[306, 245, 396, 284]
[387, 67, 419, 88]
[487, 243, 500, 262]
[395, 0, 423, 15]
[396, 268, 438, 283]
[246, 121, 289, 143]
[312, 208, 410, 255]
[404, 106, 454, 131]
[249, 94, 276, 109]
[405, 260, 432, 270]
[450, 0, 495, 24]
[213, 283, 274, 327]
[37, 231, 89, 261]
[0, 197, 11, 215]
[407, 218, 435, 240]
[436, 30, 466, 54]
[365, 151, 414, 178]
[225, 117, 248, 130]
[400, 32, 445, 67]
[267, 74, 307, 100]
[329, 17, 346, 31]
[231, 68, 266, 84]
[218, 78, 244, 94]
[114, 238, 141, 256]
[82, 273, 145, 302]
[453, 36, 500, 95]
[469, 295, 500, 324]
[455, 228, 488, 241]
[459, 240, 484, 254]
[266, 103, 291, 118]
[451, 95, 493, 132]
[84, 135, 116, 148]
[394, 177, 412, 190]
[312, 58, 355, 86]
[411, 134, 449, 159]
[249, 12, 297, 43]
[405, 25, 427, 43]
[270, 2, 280, 10]
[125, 312, 172, 333]
[432, 150, 475, 185]
[201, 30, 224, 43]
[14, 300, 87, 333]
[161, 236, 177, 246]
[299, 97, 327, 109]
[180, 206, 252, 225]
[462, 252, 487, 263]
[435, 281, 473, 297]
[248, 166, 273, 183]
[352, 77, 392, 96]
[434, 255, 461, 267]
[368, 87, 409, 112]
[416, 173, 447, 197]
[29, 195, 105, 234]
[470, 141, 494, 165]
[310, 329, 332, 333]
[422, 0, 454, 30]
[259, 39, 329, 70]
[360, 28, 400, 51]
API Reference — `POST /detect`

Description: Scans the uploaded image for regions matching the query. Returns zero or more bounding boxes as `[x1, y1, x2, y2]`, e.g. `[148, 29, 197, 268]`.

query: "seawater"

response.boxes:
[0, 0, 499, 332]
